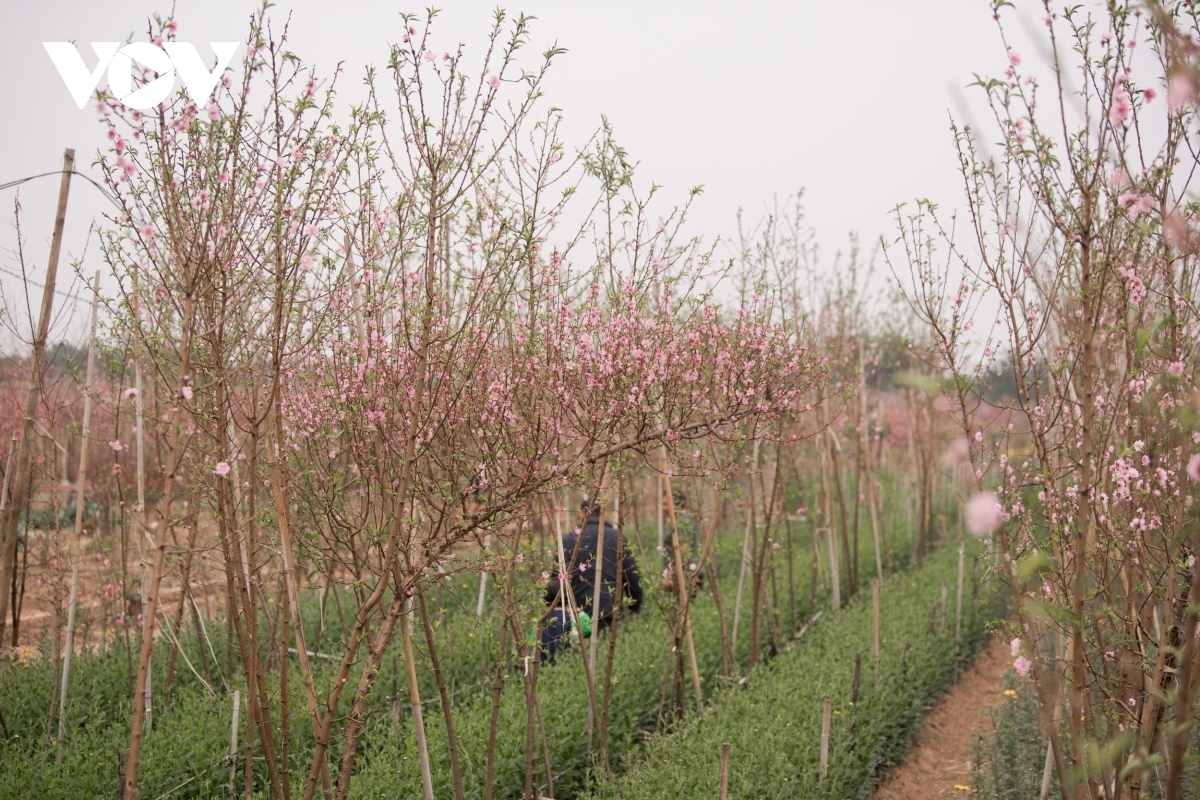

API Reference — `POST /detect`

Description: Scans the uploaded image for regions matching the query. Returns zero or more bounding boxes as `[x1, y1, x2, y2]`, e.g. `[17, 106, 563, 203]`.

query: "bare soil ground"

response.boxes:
[6, 530, 231, 659]
[872, 634, 1009, 800]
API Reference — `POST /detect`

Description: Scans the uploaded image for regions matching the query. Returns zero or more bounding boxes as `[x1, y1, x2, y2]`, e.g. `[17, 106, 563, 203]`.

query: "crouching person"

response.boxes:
[540, 498, 644, 663]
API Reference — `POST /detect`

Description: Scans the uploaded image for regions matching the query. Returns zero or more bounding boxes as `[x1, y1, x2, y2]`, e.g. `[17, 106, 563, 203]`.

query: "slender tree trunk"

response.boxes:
[0, 150, 73, 650]
[749, 445, 782, 667]
[280, 578, 291, 800]
[663, 470, 702, 713]
[1166, 545, 1200, 798]
[708, 560, 732, 676]
[0, 436, 18, 647]
[597, 491, 627, 771]
[270, 413, 334, 798]
[163, 500, 200, 710]
[415, 580, 464, 800]
[124, 289, 204, 800]
[484, 526, 521, 800]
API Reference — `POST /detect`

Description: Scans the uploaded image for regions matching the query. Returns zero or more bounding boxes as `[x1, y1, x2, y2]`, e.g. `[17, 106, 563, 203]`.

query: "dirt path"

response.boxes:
[872, 634, 1010, 799]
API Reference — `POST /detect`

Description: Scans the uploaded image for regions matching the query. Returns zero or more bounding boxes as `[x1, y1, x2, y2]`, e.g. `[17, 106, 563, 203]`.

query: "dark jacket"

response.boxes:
[545, 515, 643, 621]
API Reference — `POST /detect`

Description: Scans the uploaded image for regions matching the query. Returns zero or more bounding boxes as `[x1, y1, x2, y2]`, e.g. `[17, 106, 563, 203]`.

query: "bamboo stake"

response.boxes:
[955, 542, 965, 642]
[858, 360, 886, 582]
[808, 562, 817, 618]
[142, 573, 151, 733]
[476, 536, 490, 618]
[551, 491, 600, 726]
[827, 528, 841, 609]
[820, 698, 832, 778]
[866, 467, 884, 584]
[718, 743, 731, 800]
[399, 595, 435, 800]
[56, 271, 99, 754]
[872, 579, 880, 663]
[939, 583, 948, 633]
[1040, 632, 1065, 800]
[269, 420, 334, 798]
[0, 434, 19, 639]
[229, 689, 241, 796]
[663, 461, 703, 713]
[731, 437, 759, 656]
[656, 471, 664, 565]
[587, 463, 611, 705]
[0, 149, 73, 650]
[391, 652, 400, 731]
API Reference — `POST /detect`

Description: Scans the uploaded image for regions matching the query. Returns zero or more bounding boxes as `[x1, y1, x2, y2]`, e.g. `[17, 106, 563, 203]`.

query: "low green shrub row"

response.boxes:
[347, 523, 830, 799]
[0, 520, 830, 799]
[588, 542, 1004, 800]
[0, 501, 935, 799]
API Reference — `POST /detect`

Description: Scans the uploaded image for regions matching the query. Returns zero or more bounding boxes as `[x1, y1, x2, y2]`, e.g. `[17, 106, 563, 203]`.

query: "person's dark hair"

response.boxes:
[580, 496, 602, 517]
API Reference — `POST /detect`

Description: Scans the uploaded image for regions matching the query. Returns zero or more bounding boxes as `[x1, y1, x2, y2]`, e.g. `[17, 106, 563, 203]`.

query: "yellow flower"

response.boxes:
[1003, 689, 1019, 699]
[953, 785, 975, 793]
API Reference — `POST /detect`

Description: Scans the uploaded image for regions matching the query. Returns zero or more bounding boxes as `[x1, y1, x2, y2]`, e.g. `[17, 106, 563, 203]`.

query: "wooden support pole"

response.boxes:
[826, 528, 841, 610]
[391, 651, 400, 731]
[476, 536, 490, 618]
[718, 743, 731, 800]
[808, 561, 817, 618]
[56, 271, 99, 755]
[588, 466, 610, 708]
[955, 542, 965, 642]
[662, 464, 703, 715]
[0, 148, 74, 650]
[399, 597, 435, 800]
[872, 579, 880, 663]
[939, 582, 948, 633]
[850, 652, 862, 751]
[0, 434, 18, 643]
[820, 698, 832, 778]
[731, 438, 759, 655]
[229, 689, 241, 796]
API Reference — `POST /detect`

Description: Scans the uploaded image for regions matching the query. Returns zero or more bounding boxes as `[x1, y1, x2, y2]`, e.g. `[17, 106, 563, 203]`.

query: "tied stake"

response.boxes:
[718, 742, 731, 799]
[820, 698, 832, 778]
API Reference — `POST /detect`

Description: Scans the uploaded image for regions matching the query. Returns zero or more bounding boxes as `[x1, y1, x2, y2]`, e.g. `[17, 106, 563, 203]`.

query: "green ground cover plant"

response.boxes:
[589, 542, 1002, 800]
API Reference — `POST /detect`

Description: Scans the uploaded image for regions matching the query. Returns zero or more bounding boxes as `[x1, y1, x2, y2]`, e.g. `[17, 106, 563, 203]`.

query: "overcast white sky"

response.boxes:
[1, 1, 1047, 347]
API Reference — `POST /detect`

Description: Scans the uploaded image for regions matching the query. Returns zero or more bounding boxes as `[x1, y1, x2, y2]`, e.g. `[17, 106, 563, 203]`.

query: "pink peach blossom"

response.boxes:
[1014, 655, 1032, 678]
[1169, 74, 1194, 114]
[1187, 454, 1200, 482]
[946, 438, 970, 466]
[965, 491, 1004, 536]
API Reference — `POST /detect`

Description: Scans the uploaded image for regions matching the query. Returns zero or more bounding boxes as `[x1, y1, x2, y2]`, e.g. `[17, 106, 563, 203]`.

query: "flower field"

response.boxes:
[5, 1, 1200, 799]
